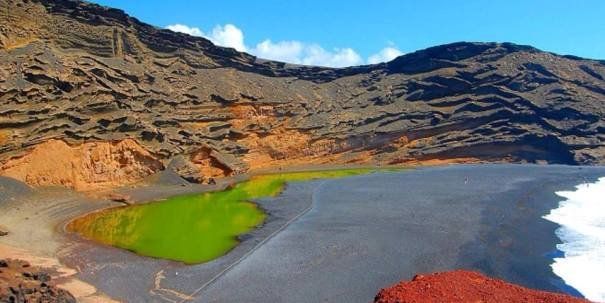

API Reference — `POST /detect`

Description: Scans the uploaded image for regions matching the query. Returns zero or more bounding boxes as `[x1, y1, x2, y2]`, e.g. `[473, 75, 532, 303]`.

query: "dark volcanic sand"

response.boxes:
[61, 165, 605, 302]
[0, 176, 31, 204]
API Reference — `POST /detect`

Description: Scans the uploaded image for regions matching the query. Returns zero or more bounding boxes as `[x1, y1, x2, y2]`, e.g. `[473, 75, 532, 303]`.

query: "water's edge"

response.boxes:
[544, 177, 605, 302]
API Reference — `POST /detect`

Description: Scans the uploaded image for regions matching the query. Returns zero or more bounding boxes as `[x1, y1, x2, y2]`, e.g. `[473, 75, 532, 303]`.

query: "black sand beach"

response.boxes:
[196, 165, 605, 302]
[6, 164, 604, 302]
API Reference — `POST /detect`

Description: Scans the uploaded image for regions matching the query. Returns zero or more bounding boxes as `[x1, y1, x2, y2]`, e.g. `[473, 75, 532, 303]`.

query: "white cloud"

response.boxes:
[165, 23, 401, 67]
[367, 47, 404, 64]
[251, 40, 363, 67]
[165, 24, 203, 37]
[207, 24, 247, 52]
[253, 40, 304, 64]
[166, 23, 246, 52]
[299, 45, 363, 67]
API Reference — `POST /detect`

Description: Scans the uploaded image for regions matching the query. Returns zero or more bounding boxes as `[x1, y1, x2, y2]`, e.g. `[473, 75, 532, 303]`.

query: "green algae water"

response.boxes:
[67, 168, 378, 264]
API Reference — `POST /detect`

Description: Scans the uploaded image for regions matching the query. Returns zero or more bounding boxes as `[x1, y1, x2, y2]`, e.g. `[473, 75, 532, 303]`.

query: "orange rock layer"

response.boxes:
[375, 271, 590, 303]
[0, 136, 480, 191]
[0, 139, 163, 191]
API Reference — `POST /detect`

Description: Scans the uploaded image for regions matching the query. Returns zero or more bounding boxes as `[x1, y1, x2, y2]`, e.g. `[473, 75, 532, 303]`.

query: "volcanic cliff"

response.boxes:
[1, 0, 605, 190]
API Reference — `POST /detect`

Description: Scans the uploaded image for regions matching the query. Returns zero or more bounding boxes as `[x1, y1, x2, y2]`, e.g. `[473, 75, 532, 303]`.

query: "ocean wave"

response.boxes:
[543, 177, 605, 302]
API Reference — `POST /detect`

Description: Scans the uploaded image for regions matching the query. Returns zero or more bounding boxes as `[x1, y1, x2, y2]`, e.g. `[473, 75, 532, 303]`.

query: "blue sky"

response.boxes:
[90, 0, 605, 67]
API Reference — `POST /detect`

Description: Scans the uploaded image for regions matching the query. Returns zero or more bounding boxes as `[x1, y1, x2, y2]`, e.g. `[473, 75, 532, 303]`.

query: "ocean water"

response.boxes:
[543, 177, 605, 302]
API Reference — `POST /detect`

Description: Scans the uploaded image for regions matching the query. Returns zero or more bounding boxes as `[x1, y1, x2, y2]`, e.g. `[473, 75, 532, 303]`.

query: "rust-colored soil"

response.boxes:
[375, 270, 589, 303]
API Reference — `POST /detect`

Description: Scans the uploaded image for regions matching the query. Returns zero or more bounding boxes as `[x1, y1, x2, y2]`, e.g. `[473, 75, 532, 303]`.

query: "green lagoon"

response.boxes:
[68, 169, 378, 264]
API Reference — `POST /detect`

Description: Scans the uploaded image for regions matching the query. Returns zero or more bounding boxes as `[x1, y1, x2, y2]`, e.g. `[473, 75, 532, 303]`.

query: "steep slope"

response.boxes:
[1, 0, 605, 189]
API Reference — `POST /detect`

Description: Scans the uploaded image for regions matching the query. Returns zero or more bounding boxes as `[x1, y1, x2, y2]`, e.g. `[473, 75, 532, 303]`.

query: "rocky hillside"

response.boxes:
[1, 0, 605, 190]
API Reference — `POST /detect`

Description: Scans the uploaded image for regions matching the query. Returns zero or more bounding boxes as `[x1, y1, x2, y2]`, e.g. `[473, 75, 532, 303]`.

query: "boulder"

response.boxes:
[168, 155, 203, 183]
[107, 193, 132, 204]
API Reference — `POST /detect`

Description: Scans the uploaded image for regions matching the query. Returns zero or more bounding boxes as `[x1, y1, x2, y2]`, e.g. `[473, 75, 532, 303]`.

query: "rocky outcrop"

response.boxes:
[0, 259, 76, 303]
[168, 155, 204, 183]
[107, 192, 132, 204]
[1, 0, 605, 189]
[0, 139, 163, 190]
[374, 270, 590, 303]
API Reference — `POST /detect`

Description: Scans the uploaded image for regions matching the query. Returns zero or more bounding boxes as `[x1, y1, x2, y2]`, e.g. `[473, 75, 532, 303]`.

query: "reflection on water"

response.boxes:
[68, 168, 378, 264]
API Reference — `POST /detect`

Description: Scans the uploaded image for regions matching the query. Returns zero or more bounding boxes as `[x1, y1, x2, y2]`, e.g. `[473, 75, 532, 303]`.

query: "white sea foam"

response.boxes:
[543, 177, 605, 302]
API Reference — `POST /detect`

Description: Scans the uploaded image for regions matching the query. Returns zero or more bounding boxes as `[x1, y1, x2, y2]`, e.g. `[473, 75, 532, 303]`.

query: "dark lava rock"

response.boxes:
[1, 0, 605, 185]
[168, 155, 203, 183]
[0, 259, 76, 303]
[107, 193, 132, 204]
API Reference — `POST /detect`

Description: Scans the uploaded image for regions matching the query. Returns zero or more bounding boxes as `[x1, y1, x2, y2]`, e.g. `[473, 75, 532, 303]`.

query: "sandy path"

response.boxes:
[0, 182, 119, 302]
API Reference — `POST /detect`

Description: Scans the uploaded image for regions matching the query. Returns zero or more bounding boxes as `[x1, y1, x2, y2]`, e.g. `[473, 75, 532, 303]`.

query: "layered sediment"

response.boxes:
[2, 0, 605, 190]
[0, 139, 162, 190]
[374, 271, 590, 303]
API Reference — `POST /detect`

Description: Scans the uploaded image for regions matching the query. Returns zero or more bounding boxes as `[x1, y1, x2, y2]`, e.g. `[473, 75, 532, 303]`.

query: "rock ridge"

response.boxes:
[1, 0, 605, 189]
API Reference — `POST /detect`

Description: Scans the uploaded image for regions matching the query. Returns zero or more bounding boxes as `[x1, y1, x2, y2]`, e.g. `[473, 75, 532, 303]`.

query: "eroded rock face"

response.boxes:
[0, 139, 163, 190]
[374, 270, 590, 303]
[1, 0, 605, 189]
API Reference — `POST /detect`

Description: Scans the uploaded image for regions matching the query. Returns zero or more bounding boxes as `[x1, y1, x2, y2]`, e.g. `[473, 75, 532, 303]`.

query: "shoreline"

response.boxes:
[2, 163, 603, 302]
[543, 177, 605, 301]
[1, 164, 402, 301]
[53, 160, 478, 255]
[59, 165, 407, 252]
[195, 164, 605, 302]
[54, 179, 335, 301]
[453, 166, 598, 296]
[0, 183, 121, 302]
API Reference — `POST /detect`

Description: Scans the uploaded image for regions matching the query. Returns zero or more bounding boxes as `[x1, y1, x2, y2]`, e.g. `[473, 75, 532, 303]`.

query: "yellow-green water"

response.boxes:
[67, 168, 379, 264]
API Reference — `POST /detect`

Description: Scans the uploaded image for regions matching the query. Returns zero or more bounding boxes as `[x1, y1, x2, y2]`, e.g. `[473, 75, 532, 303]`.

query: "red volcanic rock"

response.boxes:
[375, 270, 590, 303]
